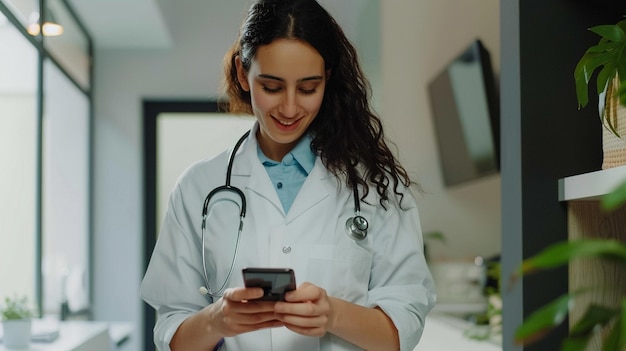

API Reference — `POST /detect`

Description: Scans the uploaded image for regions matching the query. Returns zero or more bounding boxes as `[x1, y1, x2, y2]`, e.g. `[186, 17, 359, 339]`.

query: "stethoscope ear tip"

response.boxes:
[199, 286, 209, 295]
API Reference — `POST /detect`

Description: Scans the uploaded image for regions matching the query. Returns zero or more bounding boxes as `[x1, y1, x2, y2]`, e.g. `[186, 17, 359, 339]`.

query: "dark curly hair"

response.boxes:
[222, 0, 416, 208]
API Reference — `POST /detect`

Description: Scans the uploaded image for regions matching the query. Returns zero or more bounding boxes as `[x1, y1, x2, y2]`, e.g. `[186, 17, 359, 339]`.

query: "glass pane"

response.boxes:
[42, 58, 90, 316]
[0, 9, 38, 308]
[43, 0, 90, 90]
[1, 0, 38, 30]
[156, 114, 255, 235]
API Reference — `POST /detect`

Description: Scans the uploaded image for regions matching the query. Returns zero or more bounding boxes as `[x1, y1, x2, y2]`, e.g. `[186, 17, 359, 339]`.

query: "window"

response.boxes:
[0, 0, 92, 318]
[0, 8, 39, 305]
[42, 58, 91, 315]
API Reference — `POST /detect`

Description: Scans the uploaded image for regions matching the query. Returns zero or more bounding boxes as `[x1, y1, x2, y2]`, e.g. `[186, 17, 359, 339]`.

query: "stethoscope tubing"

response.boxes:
[200, 131, 249, 298]
[199, 129, 368, 299]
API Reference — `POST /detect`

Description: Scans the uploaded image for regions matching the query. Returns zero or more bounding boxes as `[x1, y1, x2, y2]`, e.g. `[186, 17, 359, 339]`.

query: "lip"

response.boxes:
[272, 116, 301, 131]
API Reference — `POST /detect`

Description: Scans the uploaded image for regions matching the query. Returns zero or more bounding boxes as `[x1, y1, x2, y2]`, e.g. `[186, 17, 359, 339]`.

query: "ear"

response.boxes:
[325, 69, 332, 81]
[235, 56, 250, 92]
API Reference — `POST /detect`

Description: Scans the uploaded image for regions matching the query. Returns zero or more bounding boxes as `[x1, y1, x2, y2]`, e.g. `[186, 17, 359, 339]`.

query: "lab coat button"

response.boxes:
[282, 246, 291, 254]
[277, 182, 283, 189]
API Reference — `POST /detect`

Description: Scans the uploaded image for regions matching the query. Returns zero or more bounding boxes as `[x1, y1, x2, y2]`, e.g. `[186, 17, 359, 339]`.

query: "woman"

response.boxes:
[140, 0, 436, 350]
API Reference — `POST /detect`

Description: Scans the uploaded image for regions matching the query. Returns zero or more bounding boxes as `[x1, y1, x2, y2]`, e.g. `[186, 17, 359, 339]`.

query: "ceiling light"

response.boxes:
[27, 8, 63, 37]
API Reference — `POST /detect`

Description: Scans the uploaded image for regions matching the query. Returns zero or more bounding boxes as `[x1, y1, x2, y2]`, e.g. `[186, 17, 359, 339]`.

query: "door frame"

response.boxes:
[142, 100, 220, 351]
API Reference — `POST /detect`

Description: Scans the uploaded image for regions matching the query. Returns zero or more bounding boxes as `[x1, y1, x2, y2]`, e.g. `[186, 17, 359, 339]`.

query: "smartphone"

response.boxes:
[242, 267, 296, 301]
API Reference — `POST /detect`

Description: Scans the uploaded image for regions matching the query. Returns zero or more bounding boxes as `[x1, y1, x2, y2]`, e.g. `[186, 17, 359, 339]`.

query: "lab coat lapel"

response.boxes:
[247, 161, 283, 212]
[286, 158, 334, 223]
[228, 126, 335, 219]
[230, 131, 284, 213]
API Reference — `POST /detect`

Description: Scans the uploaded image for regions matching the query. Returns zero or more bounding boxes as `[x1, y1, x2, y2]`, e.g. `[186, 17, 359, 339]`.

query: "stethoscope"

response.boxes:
[198, 130, 369, 298]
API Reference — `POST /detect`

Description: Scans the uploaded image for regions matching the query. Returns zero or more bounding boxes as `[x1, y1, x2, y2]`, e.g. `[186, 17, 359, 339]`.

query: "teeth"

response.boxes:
[278, 119, 295, 126]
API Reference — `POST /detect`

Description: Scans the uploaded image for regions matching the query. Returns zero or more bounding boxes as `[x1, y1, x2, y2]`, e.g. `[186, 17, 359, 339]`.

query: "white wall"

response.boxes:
[381, 0, 501, 261]
[92, 1, 500, 349]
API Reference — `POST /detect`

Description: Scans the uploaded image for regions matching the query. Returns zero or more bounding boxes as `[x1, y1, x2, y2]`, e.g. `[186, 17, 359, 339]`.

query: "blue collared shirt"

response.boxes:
[257, 135, 316, 213]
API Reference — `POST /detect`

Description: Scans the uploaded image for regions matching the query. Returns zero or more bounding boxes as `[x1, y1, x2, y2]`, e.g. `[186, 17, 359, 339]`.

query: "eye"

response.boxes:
[262, 85, 282, 94]
[299, 82, 320, 95]
[300, 88, 317, 95]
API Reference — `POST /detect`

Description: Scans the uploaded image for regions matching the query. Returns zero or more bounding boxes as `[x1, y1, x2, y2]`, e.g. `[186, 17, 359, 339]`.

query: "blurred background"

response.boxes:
[0, 0, 500, 350]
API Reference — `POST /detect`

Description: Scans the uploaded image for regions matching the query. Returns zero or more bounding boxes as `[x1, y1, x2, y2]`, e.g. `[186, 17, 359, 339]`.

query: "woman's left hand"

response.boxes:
[273, 282, 336, 337]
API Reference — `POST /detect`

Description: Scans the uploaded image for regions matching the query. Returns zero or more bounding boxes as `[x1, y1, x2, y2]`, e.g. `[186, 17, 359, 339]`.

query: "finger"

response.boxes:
[274, 300, 319, 316]
[223, 287, 265, 302]
[284, 282, 322, 302]
[283, 323, 326, 337]
[223, 318, 285, 336]
[226, 310, 280, 326]
[223, 299, 278, 317]
[276, 313, 328, 328]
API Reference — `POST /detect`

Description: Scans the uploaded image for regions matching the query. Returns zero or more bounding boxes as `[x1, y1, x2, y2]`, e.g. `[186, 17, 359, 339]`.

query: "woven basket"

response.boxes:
[601, 75, 626, 169]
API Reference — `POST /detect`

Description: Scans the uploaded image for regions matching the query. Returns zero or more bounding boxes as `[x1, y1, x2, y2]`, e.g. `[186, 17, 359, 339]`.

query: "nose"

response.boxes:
[278, 91, 298, 118]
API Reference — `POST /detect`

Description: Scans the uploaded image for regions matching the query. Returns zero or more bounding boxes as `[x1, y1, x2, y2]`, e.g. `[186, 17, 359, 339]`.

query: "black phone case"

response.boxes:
[242, 267, 296, 301]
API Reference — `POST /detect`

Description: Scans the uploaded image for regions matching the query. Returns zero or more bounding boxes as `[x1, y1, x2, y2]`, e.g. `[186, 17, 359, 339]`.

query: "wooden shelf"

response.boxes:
[558, 165, 626, 201]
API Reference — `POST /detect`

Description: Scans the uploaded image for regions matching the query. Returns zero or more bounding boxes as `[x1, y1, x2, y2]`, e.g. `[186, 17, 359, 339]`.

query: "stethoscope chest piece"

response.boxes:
[345, 215, 368, 241]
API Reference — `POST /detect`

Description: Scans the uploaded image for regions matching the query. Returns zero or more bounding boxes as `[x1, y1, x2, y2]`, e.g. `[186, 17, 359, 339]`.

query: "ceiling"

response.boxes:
[65, 0, 376, 50]
[67, 0, 172, 49]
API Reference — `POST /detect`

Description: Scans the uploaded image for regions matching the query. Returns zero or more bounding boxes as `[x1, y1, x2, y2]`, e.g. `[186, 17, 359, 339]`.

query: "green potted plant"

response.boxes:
[1, 294, 34, 349]
[512, 180, 626, 350]
[574, 16, 626, 168]
[509, 16, 626, 351]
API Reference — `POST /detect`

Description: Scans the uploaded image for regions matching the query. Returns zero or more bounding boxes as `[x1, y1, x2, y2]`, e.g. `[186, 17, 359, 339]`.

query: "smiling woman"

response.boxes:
[140, 1, 434, 350]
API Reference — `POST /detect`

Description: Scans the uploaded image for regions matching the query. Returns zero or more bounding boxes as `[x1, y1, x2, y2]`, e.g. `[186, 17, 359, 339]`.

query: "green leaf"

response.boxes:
[562, 336, 592, 351]
[601, 180, 626, 211]
[424, 231, 447, 244]
[515, 293, 577, 345]
[517, 239, 626, 276]
[601, 319, 621, 351]
[575, 52, 614, 108]
[587, 41, 621, 54]
[570, 304, 619, 336]
[575, 19, 626, 110]
[589, 24, 626, 43]
[1, 295, 34, 320]
[596, 61, 617, 96]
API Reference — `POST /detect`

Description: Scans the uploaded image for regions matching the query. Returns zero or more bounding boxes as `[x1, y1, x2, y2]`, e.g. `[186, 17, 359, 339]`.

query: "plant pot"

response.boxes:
[2, 319, 32, 349]
[599, 74, 626, 169]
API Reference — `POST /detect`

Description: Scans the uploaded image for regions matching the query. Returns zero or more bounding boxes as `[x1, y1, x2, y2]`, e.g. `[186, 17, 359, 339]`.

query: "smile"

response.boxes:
[278, 119, 296, 126]
[273, 116, 299, 126]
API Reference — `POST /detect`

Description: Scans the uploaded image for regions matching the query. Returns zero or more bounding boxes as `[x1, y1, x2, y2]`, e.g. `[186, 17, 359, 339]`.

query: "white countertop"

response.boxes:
[0, 320, 133, 351]
[416, 312, 501, 351]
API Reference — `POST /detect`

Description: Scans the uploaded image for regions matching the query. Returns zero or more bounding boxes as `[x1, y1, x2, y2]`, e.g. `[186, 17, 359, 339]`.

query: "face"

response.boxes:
[236, 38, 327, 161]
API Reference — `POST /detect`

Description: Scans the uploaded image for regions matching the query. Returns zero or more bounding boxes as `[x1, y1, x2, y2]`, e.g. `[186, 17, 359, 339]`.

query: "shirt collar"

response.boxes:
[257, 133, 316, 175]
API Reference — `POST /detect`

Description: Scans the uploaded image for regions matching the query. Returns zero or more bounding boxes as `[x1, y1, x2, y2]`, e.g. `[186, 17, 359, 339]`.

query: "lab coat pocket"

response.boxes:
[306, 244, 372, 303]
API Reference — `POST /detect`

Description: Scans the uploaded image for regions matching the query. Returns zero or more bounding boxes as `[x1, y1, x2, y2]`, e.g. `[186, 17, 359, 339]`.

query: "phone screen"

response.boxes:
[242, 267, 296, 301]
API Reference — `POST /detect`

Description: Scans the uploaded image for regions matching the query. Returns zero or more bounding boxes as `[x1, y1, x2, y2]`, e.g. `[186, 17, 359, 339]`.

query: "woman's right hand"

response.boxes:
[204, 287, 285, 337]
[170, 287, 283, 350]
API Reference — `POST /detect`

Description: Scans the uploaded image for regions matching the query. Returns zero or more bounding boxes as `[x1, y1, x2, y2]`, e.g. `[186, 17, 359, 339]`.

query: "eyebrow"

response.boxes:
[257, 73, 324, 83]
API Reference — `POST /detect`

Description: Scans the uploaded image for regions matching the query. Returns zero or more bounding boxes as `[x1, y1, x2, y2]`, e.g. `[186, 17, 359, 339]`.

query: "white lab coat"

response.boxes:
[140, 124, 436, 351]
